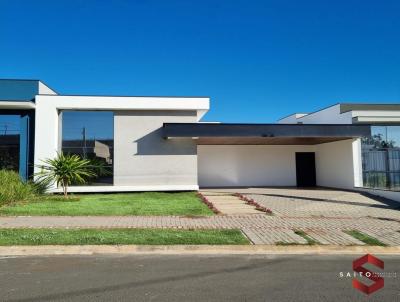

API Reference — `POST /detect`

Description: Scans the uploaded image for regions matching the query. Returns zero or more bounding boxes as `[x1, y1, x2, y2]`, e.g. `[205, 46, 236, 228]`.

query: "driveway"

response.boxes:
[200, 187, 400, 245]
[202, 187, 400, 220]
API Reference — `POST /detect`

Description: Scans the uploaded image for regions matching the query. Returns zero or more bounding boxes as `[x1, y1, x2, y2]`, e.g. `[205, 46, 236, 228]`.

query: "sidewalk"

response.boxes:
[1, 215, 399, 246]
[1, 245, 399, 256]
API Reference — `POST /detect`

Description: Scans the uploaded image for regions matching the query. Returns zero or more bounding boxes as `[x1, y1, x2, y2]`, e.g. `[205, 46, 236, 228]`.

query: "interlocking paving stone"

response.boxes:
[0, 215, 399, 245]
[241, 228, 308, 245]
[358, 228, 400, 246]
[241, 188, 400, 220]
[304, 228, 365, 245]
[202, 193, 261, 215]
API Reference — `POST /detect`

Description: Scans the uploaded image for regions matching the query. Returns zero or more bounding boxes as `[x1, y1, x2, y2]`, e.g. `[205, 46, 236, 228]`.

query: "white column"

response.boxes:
[352, 138, 363, 188]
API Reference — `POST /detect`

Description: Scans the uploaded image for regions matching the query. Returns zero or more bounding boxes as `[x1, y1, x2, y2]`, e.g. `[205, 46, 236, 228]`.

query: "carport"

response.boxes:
[163, 123, 370, 190]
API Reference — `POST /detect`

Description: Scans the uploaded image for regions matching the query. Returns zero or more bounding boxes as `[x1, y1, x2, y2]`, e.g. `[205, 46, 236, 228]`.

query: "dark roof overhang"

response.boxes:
[163, 123, 371, 145]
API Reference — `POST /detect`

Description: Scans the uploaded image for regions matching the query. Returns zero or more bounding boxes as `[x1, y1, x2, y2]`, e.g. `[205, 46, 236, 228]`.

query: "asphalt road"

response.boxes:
[0, 254, 399, 302]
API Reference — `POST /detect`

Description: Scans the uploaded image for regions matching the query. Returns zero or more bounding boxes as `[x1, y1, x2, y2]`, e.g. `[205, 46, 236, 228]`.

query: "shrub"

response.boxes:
[0, 170, 35, 205]
[35, 153, 108, 197]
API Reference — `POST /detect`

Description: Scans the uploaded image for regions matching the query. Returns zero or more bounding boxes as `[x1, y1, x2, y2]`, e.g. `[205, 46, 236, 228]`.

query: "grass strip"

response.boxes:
[275, 230, 319, 246]
[344, 230, 387, 246]
[0, 192, 214, 216]
[293, 230, 320, 245]
[0, 228, 249, 246]
[275, 242, 299, 246]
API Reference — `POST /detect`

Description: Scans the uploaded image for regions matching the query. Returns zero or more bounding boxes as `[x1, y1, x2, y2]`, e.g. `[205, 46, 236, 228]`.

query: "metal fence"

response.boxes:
[362, 149, 400, 191]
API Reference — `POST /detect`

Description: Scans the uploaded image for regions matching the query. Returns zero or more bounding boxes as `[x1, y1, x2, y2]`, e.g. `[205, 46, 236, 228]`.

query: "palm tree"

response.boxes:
[35, 153, 102, 197]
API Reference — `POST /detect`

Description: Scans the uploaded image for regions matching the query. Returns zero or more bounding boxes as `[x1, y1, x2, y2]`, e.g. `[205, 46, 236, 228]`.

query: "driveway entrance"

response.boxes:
[201, 187, 400, 220]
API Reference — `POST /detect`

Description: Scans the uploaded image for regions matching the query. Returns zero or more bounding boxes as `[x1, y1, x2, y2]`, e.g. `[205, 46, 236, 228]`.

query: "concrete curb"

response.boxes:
[0, 245, 399, 256]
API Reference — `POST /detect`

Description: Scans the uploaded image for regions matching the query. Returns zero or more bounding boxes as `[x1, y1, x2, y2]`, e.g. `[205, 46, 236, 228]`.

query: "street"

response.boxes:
[0, 254, 399, 301]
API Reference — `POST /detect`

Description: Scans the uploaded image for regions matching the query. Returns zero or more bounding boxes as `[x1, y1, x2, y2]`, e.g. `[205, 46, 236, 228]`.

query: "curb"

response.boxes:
[0, 245, 399, 256]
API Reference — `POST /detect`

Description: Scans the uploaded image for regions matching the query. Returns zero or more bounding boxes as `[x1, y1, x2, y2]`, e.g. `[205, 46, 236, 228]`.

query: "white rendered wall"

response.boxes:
[113, 110, 198, 187]
[351, 110, 400, 123]
[280, 105, 400, 125]
[38, 82, 57, 95]
[197, 145, 315, 187]
[34, 95, 209, 191]
[352, 138, 363, 188]
[297, 104, 352, 124]
[198, 142, 358, 190]
[314, 139, 356, 190]
[278, 113, 308, 124]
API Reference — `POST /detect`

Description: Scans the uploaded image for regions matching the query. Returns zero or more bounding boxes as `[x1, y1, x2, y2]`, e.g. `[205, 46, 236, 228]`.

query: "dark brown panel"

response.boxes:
[163, 123, 371, 140]
[196, 137, 350, 145]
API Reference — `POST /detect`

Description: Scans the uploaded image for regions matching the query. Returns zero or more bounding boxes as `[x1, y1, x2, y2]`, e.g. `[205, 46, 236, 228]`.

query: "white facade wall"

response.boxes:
[38, 82, 57, 95]
[198, 145, 315, 187]
[34, 95, 209, 192]
[113, 110, 198, 187]
[278, 113, 308, 124]
[314, 139, 357, 190]
[297, 104, 353, 124]
[198, 141, 359, 190]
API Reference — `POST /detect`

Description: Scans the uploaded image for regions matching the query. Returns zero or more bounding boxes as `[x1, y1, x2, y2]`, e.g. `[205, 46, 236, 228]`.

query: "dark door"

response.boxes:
[295, 152, 316, 187]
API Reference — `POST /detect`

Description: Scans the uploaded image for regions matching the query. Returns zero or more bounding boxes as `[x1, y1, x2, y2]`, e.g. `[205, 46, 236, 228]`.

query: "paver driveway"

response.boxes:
[201, 187, 400, 245]
[203, 187, 400, 220]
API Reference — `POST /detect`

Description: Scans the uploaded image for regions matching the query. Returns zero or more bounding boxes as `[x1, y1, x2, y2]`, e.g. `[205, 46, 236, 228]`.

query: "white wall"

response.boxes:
[198, 141, 359, 190]
[114, 110, 198, 187]
[197, 145, 315, 187]
[351, 110, 400, 123]
[297, 104, 353, 124]
[314, 139, 356, 190]
[278, 113, 308, 124]
[38, 82, 57, 95]
[34, 95, 209, 191]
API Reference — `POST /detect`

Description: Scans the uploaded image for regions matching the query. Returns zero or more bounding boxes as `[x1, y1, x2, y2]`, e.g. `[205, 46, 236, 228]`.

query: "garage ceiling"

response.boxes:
[163, 123, 371, 145]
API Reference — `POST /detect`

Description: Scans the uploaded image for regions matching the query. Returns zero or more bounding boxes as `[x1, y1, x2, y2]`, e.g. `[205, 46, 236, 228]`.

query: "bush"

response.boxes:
[35, 153, 106, 197]
[0, 170, 35, 205]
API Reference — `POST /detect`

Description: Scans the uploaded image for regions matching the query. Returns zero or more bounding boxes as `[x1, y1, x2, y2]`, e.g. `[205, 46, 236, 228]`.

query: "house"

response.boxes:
[0, 79, 399, 201]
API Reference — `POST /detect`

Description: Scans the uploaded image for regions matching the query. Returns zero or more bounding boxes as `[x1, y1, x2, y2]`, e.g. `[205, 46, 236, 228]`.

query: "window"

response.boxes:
[0, 115, 20, 172]
[61, 111, 114, 185]
[361, 125, 400, 191]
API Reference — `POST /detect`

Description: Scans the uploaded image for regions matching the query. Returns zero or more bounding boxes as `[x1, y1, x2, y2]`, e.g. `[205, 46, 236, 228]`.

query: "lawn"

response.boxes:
[0, 192, 213, 216]
[276, 230, 320, 246]
[0, 229, 249, 245]
[344, 230, 387, 246]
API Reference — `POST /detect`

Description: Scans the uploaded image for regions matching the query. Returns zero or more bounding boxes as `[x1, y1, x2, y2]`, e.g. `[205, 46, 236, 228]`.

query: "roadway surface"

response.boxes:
[0, 254, 399, 301]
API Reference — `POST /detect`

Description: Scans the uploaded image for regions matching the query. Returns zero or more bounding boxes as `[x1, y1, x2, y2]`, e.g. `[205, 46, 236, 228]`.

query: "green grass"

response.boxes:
[294, 230, 320, 245]
[293, 230, 320, 245]
[345, 230, 387, 246]
[276, 230, 320, 246]
[0, 192, 213, 216]
[0, 170, 35, 206]
[275, 242, 300, 246]
[0, 229, 249, 245]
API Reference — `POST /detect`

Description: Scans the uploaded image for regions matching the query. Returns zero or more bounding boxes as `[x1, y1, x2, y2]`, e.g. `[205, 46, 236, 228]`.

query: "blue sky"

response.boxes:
[1, 0, 399, 123]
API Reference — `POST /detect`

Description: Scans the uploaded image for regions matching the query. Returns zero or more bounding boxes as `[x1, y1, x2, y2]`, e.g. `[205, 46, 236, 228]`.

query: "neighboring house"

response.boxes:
[0, 79, 399, 201]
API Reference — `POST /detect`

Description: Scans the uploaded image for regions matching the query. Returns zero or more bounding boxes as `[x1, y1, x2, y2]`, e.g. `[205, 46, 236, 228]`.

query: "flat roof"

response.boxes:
[340, 103, 400, 113]
[279, 103, 400, 122]
[163, 123, 371, 145]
